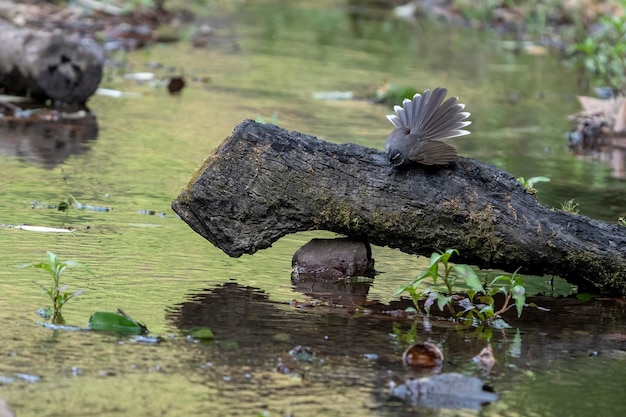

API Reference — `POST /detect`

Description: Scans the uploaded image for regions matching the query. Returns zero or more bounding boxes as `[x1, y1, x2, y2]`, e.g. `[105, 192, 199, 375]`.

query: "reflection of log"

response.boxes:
[172, 120, 626, 295]
[0, 113, 98, 168]
[0, 20, 103, 105]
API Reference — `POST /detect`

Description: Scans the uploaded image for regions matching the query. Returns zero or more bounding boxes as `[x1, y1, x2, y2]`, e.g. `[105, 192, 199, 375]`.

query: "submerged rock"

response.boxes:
[390, 372, 498, 409]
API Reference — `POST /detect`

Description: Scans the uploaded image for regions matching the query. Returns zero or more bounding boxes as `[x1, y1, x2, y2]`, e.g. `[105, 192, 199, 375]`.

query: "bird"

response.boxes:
[385, 87, 471, 167]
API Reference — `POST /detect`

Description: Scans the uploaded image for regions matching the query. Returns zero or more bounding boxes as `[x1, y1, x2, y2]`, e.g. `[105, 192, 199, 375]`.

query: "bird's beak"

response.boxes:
[389, 153, 403, 166]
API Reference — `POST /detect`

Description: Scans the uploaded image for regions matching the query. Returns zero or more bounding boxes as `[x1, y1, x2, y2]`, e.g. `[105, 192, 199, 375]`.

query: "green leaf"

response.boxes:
[439, 248, 458, 263]
[88, 312, 148, 335]
[394, 285, 409, 296]
[436, 293, 452, 312]
[427, 253, 442, 278]
[526, 176, 550, 187]
[186, 328, 214, 340]
[478, 295, 494, 305]
[512, 285, 526, 317]
[454, 265, 484, 293]
[478, 304, 494, 318]
[46, 251, 58, 268]
[576, 292, 600, 302]
[487, 274, 509, 287]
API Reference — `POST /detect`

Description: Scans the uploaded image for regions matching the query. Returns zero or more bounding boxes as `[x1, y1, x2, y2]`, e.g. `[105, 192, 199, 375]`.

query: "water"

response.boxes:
[0, 1, 625, 416]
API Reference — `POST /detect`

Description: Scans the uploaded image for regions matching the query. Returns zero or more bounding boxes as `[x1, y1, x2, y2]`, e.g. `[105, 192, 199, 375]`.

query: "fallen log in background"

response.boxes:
[0, 19, 103, 105]
[172, 120, 626, 295]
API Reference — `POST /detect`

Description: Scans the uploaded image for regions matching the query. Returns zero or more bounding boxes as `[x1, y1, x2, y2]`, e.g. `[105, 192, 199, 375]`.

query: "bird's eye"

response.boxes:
[391, 153, 401, 161]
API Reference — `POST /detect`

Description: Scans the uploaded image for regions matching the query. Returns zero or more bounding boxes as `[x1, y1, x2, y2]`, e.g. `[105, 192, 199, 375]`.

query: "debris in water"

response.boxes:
[473, 345, 496, 373]
[402, 342, 444, 369]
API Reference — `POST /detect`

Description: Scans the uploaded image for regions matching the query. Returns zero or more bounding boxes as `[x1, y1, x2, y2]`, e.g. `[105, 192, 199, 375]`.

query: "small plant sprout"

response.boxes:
[396, 249, 532, 327]
[255, 111, 279, 125]
[618, 217, 625, 226]
[560, 199, 580, 214]
[19, 251, 90, 323]
[395, 249, 460, 316]
[517, 176, 550, 194]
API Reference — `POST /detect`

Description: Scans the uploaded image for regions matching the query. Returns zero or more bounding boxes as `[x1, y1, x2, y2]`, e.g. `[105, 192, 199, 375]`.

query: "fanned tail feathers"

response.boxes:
[386, 87, 471, 140]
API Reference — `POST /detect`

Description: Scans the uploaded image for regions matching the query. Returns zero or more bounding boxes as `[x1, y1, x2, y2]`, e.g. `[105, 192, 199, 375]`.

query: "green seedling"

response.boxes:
[19, 251, 89, 323]
[396, 249, 531, 327]
[255, 111, 279, 125]
[560, 199, 579, 214]
[517, 176, 550, 194]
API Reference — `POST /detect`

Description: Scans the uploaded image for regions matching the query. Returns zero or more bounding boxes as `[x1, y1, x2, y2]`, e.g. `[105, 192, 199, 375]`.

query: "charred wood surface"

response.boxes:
[172, 120, 626, 295]
[0, 19, 102, 105]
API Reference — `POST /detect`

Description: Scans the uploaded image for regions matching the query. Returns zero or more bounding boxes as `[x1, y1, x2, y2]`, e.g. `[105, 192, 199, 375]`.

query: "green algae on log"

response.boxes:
[172, 119, 626, 295]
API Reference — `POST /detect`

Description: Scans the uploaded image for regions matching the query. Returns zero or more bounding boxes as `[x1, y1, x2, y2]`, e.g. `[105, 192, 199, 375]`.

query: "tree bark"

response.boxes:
[0, 19, 103, 105]
[172, 120, 626, 295]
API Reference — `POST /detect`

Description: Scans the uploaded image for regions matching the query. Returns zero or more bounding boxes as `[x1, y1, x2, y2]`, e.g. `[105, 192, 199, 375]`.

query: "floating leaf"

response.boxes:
[576, 292, 600, 302]
[186, 328, 214, 340]
[88, 311, 147, 335]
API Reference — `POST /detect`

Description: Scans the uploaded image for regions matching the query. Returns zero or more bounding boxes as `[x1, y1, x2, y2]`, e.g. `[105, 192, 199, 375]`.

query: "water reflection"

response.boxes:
[167, 281, 393, 354]
[291, 274, 372, 306]
[570, 138, 626, 179]
[164, 282, 626, 415]
[0, 113, 98, 168]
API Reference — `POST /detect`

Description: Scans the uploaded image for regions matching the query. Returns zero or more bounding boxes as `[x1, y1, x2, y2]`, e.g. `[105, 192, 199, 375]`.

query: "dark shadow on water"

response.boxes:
[0, 113, 98, 168]
[166, 281, 397, 356]
[167, 281, 626, 369]
[164, 282, 626, 414]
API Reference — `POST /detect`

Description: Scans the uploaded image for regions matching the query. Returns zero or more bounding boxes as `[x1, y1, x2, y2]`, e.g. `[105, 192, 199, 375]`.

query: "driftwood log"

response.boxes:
[0, 19, 103, 105]
[172, 120, 626, 295]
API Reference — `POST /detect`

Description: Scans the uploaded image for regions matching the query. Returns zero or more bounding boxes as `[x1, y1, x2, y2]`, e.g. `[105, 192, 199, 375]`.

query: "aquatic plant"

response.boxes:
[19, 251, 89, 323]
[395, 249, 527, 326]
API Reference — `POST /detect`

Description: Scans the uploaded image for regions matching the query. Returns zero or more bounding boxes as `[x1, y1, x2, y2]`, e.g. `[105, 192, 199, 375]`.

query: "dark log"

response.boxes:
[172, 120, 626, 295]
[0, 19, 103, 105]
